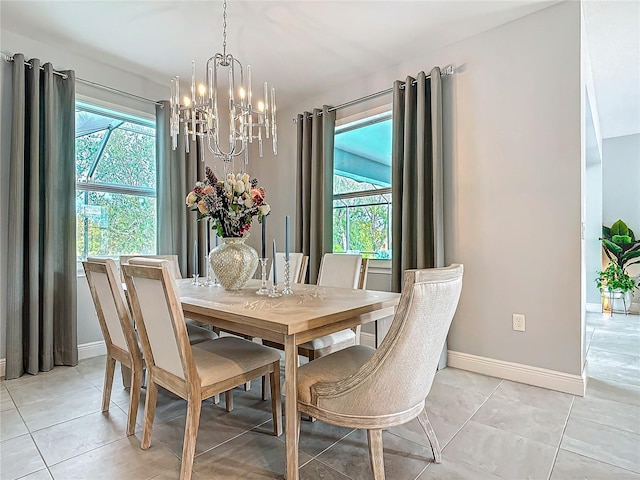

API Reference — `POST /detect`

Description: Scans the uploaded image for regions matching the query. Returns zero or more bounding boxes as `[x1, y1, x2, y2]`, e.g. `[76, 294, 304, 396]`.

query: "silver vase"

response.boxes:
[208, 237, 259, 290]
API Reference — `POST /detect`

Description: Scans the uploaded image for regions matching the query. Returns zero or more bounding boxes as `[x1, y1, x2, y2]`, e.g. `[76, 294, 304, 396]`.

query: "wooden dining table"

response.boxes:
[177, 278, 400, 480]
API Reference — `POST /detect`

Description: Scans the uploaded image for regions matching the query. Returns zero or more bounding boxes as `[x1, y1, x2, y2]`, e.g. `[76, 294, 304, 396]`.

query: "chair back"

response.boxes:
[318, 265, 463, 416]
[122, 258, 194, 383]
[269, 253, 308, 284]
[83, 257, 139, 358]
[317, 254, 365, 289]
[119, 254, 182, 281]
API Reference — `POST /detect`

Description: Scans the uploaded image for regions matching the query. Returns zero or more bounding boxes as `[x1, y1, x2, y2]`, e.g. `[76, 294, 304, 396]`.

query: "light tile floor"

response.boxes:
[1, 311, 639, 479]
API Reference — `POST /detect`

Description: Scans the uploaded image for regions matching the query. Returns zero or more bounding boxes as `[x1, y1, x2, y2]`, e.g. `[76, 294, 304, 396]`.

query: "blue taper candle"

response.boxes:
[261, 216, 267, 259]
[272, 239, 277, 285]
[194, 240, 198, 276]
[285, 215, 290, 261]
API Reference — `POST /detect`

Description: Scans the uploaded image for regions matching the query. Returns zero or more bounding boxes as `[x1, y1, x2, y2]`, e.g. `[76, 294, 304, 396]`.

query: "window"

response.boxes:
[333, 112, 392, 259]
[76, 103, 156, 260]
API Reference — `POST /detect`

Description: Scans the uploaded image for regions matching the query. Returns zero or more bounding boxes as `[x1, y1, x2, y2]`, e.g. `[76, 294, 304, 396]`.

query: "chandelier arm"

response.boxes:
[169, 0, 277, 165]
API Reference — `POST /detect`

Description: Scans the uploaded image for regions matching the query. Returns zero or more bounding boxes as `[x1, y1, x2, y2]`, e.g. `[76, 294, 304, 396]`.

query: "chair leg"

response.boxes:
[180, 395, 202, 480]
[127, 368, 143, 436]
[262, 375, 269, 401]
[244, 380, 252, 391]
[141, 380, 158, 450]
[269, 365, 283, 436]
[213, 394, 220, 404]
[417, 408, 442, 463]
[225, 390, 234, 412]
[102, 356, 116, 412]
[367, 429, 385, 480]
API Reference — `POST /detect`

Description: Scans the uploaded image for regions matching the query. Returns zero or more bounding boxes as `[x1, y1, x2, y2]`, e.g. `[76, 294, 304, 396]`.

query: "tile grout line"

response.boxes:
[441, 378, 504, 450]
[546, 394, 575, 480]
[303, 427, 356, 463]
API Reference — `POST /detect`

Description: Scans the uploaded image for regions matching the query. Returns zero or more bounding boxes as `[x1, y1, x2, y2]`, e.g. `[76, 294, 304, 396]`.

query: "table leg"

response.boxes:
[284, 334, 299, 480]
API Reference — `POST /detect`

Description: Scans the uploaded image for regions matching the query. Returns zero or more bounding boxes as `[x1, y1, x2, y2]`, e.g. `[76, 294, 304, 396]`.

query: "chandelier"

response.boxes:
[170, 0, 277, 164]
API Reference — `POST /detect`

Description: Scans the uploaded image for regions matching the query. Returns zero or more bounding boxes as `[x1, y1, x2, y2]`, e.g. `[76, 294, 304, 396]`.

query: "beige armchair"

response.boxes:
[296, 264, 463, 479]
[122, 258, 282, 480]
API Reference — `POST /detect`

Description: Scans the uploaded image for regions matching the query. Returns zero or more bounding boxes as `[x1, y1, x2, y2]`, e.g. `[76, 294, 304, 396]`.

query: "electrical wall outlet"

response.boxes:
[512, 314, 526, 332]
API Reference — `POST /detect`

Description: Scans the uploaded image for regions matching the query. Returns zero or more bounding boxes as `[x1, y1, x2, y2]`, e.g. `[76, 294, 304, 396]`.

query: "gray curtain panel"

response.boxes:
[391, 68, 446, 367]
[6, 54, 78, 379]
[156, 101, 205, 278]
[295, 106, 336, 284]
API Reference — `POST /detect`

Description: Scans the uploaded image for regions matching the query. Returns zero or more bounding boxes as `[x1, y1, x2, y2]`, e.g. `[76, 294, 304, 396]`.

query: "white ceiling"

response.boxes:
[1, 1, 637, 138]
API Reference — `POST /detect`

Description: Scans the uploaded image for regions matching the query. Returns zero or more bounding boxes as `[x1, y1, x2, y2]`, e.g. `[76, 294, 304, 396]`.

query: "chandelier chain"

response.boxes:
[222, 0, 227, 58]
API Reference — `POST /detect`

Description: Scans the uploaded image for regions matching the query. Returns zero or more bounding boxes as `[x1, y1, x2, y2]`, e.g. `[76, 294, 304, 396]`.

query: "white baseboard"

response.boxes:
[360, 332, 376, 349]
[78, 341, 107, 360]
[447, 350, 586, 396]
[0, 341, 106, 378]
[586, 302, 602, 313]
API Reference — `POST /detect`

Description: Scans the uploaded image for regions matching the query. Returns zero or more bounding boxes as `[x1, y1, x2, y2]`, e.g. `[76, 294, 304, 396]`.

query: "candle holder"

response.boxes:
[192, 273, 204, 287]
[282, 258, 294, 295]
[205, 259, 220, 287]
[268, 281, 282, 298]
[256, 258, 270, 295]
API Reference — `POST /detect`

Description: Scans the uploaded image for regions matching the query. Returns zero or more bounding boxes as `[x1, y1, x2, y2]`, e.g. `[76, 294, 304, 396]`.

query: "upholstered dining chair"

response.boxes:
[119, 254, 181, 282]
[83, 257, 222, 435]
[262, 253, 369, 361]
[296, 264, 463, 479]
[268, 252, 309, 284]
[122, 258, 283, 480]
[300, 253, 369, 360]
[82, 257, 144, 436]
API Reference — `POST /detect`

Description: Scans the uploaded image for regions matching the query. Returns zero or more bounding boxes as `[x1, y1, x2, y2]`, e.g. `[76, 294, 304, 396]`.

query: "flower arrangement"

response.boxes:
[186, 166, 270, 238]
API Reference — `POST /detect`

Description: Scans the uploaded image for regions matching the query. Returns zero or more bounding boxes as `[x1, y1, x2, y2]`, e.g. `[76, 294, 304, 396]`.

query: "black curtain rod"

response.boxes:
[293, 64, 454, 122]
[2, 53, 162, 106]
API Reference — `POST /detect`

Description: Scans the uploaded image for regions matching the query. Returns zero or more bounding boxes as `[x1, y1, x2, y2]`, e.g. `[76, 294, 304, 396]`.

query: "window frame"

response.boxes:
[75, 100, 157, 262]
[332, 105, 393, 263]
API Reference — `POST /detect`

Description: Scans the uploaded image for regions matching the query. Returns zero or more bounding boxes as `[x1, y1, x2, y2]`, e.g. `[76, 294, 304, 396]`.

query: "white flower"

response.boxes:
[244, 197, 254, 207]
[195, 181, 205, 188]
[258, 204, 271, 215]
[242, 172, 250, 183]
[185, 191, 197, 206]
[234, 180, 245, 194]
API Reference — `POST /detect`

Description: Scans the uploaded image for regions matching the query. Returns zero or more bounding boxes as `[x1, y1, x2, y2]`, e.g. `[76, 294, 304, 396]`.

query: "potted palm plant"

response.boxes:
[597, 219, 640, 313]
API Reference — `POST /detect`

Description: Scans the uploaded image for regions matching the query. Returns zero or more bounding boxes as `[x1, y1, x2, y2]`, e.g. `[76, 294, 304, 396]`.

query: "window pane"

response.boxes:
[76, 190, 156, 260]
[334, 117, 391, 194]
[333, 113, 392, 258]
[76, 109, 155, 188]
[91, 123, 156, 188]
[333, 194, 391, 259]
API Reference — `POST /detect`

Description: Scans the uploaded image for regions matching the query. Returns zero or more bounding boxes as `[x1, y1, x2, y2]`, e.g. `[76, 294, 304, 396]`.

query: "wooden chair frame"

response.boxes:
[83, 258, 144, 436]
[122, 260, 282, 480]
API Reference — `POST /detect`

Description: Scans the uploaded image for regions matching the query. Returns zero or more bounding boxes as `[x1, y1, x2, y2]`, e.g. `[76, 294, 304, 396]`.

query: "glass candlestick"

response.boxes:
[256, 258, 270, 295]
[205, 259, 220, 287]
[192, 273, 203, 287]
[282, 258, 293, 295]
[268, 281, 282, 298]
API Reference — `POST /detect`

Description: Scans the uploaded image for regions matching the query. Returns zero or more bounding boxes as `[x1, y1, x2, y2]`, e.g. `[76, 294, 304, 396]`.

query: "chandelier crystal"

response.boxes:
[170, 0, 277, 164]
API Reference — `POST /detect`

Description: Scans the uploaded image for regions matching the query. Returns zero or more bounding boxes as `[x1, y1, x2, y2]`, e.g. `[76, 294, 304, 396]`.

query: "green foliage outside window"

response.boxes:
[76, 107, 156, 259]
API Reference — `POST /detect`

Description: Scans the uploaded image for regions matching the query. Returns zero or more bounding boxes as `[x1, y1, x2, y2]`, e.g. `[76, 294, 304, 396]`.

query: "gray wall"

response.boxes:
[254, 1, 584, 375]
[602, 133, 640, 306]
[2, 3, 587, 377]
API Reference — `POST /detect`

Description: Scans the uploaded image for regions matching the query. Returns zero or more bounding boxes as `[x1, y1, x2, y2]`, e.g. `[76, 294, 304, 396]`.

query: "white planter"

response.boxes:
[602, 289, 633, 314]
